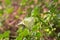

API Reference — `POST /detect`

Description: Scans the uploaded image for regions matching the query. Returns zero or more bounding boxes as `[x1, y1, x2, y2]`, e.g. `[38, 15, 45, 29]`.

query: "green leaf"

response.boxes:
[20, 0, 28, 5]
[16, 28, 29, 40]
[21, 29, 29, 36]
[50, 8, 55, 13]
[53, 0, 58, 2]
[3, 31, 10, 38]
[36, 32, 41, 37]
[5, 0, 11, 6]
[15, 15, 19, 19]
[37, 16, 48, 26]
[31, 6, 39, 16]
[5, 7, 14, 14]
[0, 10, 3, 15]
[16, 37, 22, 40]
[32, 23, 40, 31]
[29, 0, 34, 5]
[0, 34, 3, 39]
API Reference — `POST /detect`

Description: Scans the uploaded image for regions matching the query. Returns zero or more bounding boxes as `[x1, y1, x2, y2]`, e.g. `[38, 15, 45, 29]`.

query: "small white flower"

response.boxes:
[18, 17, 35, 29]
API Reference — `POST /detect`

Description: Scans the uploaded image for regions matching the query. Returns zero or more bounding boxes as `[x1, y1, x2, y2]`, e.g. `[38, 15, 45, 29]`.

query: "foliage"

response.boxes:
[0, 0, 60, 40]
